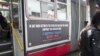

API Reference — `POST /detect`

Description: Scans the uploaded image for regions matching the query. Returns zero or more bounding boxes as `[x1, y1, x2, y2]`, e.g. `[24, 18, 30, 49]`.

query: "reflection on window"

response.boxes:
[27, 0, 41, 18]
[41, 2, 55, 19]
[13, 5, 19, 29]
[57, 0, 67, 3]
[57, 4, 67, 21]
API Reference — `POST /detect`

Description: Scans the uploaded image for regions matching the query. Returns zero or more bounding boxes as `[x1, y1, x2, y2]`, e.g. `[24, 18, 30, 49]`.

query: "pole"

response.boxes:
[78, 0, 81, 40]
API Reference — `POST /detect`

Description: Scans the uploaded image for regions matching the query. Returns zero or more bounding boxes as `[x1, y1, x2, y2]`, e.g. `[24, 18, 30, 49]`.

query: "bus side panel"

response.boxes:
[27, 42, 70, 56]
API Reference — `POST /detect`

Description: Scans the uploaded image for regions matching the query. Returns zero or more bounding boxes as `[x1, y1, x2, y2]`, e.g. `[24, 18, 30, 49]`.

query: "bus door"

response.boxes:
[22, 0, 71, 56]
[0, 0, 24, 56]
[0, 0, 14, 56]
[10, 0, 24, 56]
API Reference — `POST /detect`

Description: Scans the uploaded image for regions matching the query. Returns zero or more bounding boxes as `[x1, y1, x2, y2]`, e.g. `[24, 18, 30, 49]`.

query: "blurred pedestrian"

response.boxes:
[80, 12, 100, 56]
[0, 12, 10, 40]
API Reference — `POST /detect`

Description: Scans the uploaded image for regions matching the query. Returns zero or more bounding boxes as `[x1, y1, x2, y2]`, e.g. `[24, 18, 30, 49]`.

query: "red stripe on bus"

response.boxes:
[27, 42, 70, 56]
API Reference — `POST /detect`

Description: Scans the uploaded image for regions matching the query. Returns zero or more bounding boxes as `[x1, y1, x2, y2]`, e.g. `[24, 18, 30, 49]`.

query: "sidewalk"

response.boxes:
[67, 51, 80, 56]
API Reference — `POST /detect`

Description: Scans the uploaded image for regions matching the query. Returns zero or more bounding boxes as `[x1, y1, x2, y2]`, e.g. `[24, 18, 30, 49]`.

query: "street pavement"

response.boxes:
[67, 51, 80, 56]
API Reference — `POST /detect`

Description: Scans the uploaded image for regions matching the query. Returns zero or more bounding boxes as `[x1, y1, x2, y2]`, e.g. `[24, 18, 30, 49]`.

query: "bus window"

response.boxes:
[12, 5, 19, 29]
[26, 0, 67, 21]
[57, 4, 67, 21]
[12, 1, 23, 33]
[41, 2, 55, 19]
[26, 0, 41, 19]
